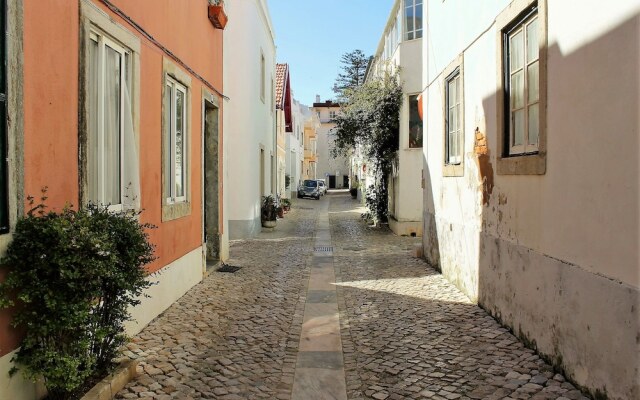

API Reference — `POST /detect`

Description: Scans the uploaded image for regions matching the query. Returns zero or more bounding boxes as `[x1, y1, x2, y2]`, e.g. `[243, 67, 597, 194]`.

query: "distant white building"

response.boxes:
[224, 0, 277, 239]
[312, 97, 350, 189]
[286, 98, 306, 198]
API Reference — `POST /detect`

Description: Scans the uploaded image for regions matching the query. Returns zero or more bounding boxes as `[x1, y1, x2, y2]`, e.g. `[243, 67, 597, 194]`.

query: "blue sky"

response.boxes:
[268, 0, 394, 106]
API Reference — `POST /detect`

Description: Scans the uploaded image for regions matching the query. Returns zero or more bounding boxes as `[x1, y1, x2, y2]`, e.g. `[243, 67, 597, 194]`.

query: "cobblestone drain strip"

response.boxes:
[291, 200, 348, 400]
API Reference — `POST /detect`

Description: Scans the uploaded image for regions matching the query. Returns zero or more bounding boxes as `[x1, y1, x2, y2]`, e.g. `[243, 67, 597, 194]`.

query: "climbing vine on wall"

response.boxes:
[331, 71, 402, 223]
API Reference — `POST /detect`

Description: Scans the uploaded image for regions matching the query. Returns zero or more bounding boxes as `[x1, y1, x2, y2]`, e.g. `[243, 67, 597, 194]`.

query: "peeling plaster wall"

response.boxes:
[422, 1, 640, 398]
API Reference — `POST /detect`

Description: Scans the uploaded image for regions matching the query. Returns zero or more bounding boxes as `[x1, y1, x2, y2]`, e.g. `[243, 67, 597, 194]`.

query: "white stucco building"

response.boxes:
[286, 98, 306, 198]
[421, 1, 639, 398]
[312, 98, 350, 189]
[224, 0, 277, 239]
[366, 0, 424, 236]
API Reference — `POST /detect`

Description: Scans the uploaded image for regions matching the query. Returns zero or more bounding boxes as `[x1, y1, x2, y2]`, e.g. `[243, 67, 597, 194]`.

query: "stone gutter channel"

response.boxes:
[291, 200, 348, 399]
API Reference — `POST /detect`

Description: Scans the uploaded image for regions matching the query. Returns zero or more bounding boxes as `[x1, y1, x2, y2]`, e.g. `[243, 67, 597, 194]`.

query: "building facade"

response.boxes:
[421, 1, 639, 398]
[303, 110, 320, 182]
[312, 98, 349, 189]
[0, 1, 225, 398]
[224, 0, 276, 239]
[367, 0, 424, 236]
[275, 63, 292, 199]
[286, 98, 306, 198]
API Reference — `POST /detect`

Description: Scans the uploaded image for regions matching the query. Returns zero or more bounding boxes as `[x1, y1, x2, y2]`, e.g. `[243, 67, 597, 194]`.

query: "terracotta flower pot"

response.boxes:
[208, 4, 228, 29]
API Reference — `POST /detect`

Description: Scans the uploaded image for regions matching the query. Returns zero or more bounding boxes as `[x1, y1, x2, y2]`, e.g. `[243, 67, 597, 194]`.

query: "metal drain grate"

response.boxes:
[314, 246, 333, 252]
[216, 264, 242, 273]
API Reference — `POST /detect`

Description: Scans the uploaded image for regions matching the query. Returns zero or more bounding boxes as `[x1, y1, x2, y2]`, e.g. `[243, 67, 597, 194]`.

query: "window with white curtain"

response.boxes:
[88, 30, 130, 210]
[164, 76, 188, 204]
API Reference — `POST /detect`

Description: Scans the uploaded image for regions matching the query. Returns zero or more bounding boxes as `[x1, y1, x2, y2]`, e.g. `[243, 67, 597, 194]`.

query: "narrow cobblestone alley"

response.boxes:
[116, 192, 590, 400]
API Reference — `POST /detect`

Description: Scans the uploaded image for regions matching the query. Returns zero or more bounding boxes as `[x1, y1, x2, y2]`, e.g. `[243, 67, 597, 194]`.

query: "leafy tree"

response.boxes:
[331, 70, 402, 223]
[332, 49, 369, 101]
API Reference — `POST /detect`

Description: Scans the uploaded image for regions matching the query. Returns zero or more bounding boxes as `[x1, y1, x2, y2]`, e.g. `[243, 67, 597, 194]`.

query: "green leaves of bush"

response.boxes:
[332, 71, 403, 223]
[0, 202, 155, 399]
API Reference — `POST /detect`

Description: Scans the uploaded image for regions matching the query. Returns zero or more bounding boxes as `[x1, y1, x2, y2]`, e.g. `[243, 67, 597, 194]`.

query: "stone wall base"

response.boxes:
[479, 234, 639, 400]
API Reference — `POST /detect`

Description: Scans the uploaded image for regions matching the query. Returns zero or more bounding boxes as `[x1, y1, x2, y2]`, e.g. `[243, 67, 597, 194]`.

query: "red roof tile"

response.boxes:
[275, 63, 288, 110]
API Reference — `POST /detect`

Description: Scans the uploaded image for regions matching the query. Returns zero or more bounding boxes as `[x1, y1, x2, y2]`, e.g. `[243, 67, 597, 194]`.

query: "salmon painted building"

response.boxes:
[0, 1, 226, 398]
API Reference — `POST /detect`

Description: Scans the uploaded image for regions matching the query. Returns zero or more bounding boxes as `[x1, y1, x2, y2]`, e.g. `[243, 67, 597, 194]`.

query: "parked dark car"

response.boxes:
[297, 179, 320, 200]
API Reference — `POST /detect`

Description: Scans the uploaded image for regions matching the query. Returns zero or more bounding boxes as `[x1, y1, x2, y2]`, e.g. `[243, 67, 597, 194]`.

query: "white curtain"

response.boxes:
[104, 46, 121, 205]
[122, 70, 140, 210]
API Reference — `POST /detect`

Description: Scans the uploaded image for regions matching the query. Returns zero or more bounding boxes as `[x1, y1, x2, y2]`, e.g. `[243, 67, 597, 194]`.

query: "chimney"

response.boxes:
[315, 95, 320, 103]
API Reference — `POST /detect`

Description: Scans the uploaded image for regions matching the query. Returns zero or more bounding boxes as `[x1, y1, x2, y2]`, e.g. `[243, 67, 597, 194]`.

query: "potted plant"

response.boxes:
[276, 205, 285, 219]
[281, 198, 291, 212]
[261, 195, 277, 228]
[208, 0, 228, 29]
[350, 181, 359, 199]
[285, 174, 291, 191]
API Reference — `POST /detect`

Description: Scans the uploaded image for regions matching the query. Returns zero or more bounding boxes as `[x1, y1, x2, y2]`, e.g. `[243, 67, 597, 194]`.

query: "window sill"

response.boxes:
[162, 201, 191, 222]
[443, 163, 464, 177]
[497, 152, 546, 175]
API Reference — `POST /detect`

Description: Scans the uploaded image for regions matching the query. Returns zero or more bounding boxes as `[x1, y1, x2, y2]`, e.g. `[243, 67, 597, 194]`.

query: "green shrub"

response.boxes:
[285, 174, 291, 190]
[261, 195, 277, 222]
[0, 196, 155, 399]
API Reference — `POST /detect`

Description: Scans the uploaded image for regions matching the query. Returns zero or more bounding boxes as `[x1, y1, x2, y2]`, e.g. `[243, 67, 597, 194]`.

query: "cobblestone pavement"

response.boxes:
[116, 202, 318, 400]
[329, 193, 589, 400]
[116, 191, 590, 400]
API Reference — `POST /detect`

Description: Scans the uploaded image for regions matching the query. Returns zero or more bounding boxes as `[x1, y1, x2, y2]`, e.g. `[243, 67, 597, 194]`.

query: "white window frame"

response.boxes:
[496, 0, 547, 176]
[445, 69, 462, 165]
[408, 93, 423, 149]
[329, 110, 337, 120]
[506, 10, 539, 155]
[442, 55, 464, 177]
[89, 30, 129, 212]
[404, 0, 423, 41]
[165, 75, 188, 204]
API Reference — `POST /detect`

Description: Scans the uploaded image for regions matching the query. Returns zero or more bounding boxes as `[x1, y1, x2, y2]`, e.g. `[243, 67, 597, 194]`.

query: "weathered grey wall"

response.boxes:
[422, 1, 640, 398]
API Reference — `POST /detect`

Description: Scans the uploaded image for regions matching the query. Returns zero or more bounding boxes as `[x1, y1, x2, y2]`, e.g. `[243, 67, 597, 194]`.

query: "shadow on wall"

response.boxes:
[476, 13, 639, 400]
[421, 157, 441, 273]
